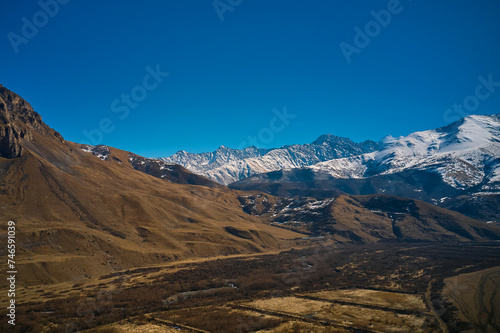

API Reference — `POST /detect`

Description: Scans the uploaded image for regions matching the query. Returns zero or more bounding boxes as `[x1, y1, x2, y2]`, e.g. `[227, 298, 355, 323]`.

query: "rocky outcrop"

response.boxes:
[0, 84, 63, 158]
[0, 125, 23, 158]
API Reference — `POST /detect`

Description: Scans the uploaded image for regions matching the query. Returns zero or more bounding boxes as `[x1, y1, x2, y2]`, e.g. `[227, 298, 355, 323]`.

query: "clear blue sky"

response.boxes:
[1, 0, 500, 157]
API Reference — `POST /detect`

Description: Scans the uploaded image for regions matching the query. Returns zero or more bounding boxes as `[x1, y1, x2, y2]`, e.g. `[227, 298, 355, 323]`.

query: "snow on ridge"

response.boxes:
[80, 144, 110, 161]
[152, 114, 500, 189]
[304, 115, 500, 189]
[81, 144, 93, 153]
[158, 136, 379, 185]
[438, 115, 500, 153]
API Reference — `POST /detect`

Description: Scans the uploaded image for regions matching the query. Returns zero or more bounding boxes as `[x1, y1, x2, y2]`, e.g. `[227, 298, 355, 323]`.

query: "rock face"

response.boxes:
[0, 85, 63, 158]
[0, 125, 22, 158]
[159, 134, 379, 185]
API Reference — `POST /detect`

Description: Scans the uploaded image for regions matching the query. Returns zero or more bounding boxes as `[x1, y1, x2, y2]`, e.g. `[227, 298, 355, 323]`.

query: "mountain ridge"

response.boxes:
[230, 114, 500, 221]
[159, 134, 380, 185]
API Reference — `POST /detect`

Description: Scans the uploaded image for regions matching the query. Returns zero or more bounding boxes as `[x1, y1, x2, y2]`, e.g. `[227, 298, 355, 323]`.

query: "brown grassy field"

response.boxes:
[306, 288, 426, 312]
[443, 265, 500, 332]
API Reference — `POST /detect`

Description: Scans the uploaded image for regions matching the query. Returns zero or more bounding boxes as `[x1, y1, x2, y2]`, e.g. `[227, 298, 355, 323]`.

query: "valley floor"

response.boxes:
[443, 265, 500, 332]
[3, 241, 500, 332]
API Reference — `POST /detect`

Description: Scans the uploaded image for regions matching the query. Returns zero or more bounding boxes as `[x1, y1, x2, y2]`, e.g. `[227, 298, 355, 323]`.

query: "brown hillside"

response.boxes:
[331, 194, 500, 242]
[0, 85, 302, 286]
[238, 192, 500, 243]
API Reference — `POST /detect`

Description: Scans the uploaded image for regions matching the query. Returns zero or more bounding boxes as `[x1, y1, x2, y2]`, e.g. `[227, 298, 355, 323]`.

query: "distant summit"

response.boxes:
[312, 133, 340, 145]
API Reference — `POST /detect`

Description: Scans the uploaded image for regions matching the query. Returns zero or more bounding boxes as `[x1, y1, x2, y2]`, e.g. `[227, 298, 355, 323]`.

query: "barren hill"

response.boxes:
[238, 193, 500, 242]
[0, 85, 302, 285]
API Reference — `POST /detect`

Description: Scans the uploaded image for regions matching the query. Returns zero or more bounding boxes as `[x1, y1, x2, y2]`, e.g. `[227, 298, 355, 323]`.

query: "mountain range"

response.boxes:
[1, 84, 500, 286]
[157, 114, 500, 221]
[159, 135, 379, 185]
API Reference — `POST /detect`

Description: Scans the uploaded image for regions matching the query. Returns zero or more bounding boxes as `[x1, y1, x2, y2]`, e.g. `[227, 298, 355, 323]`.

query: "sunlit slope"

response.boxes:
[0, 85, 301, 285]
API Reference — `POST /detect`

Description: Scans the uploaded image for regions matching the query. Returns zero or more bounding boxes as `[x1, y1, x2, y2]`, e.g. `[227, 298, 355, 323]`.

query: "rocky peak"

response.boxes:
[0, 85, 63, 158]
[312, 133, 341, 145]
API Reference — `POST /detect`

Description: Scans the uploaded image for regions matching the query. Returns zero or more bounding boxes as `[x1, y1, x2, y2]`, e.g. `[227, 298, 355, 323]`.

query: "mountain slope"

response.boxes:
[442, 194, 500, 222]
[0, 85, 302, 285]
[238, 193, 500, 242]
[159, 134, 379, 185]
[80, 144, 222, 188]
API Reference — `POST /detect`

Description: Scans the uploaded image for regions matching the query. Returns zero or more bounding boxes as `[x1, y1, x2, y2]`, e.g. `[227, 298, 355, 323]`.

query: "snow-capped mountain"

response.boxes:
[230, 114, 500, 218]
[159, 145, 272, 175]
[308, 114, 500, 191]
[158, 135, 379, 185]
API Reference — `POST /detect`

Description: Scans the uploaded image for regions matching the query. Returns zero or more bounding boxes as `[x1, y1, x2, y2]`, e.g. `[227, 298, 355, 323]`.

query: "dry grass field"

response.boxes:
[443, 265, 500, 332]
[307, 288, 426, 312]
[243, 295, 427, 332]
[2, 242, 500, 332]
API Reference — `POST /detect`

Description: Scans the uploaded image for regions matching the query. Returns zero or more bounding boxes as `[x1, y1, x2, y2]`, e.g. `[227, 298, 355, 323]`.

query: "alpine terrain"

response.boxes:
[2, 84, 500, 332]
[229, 115, 500, 221]
[159, 135, 379, 185]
